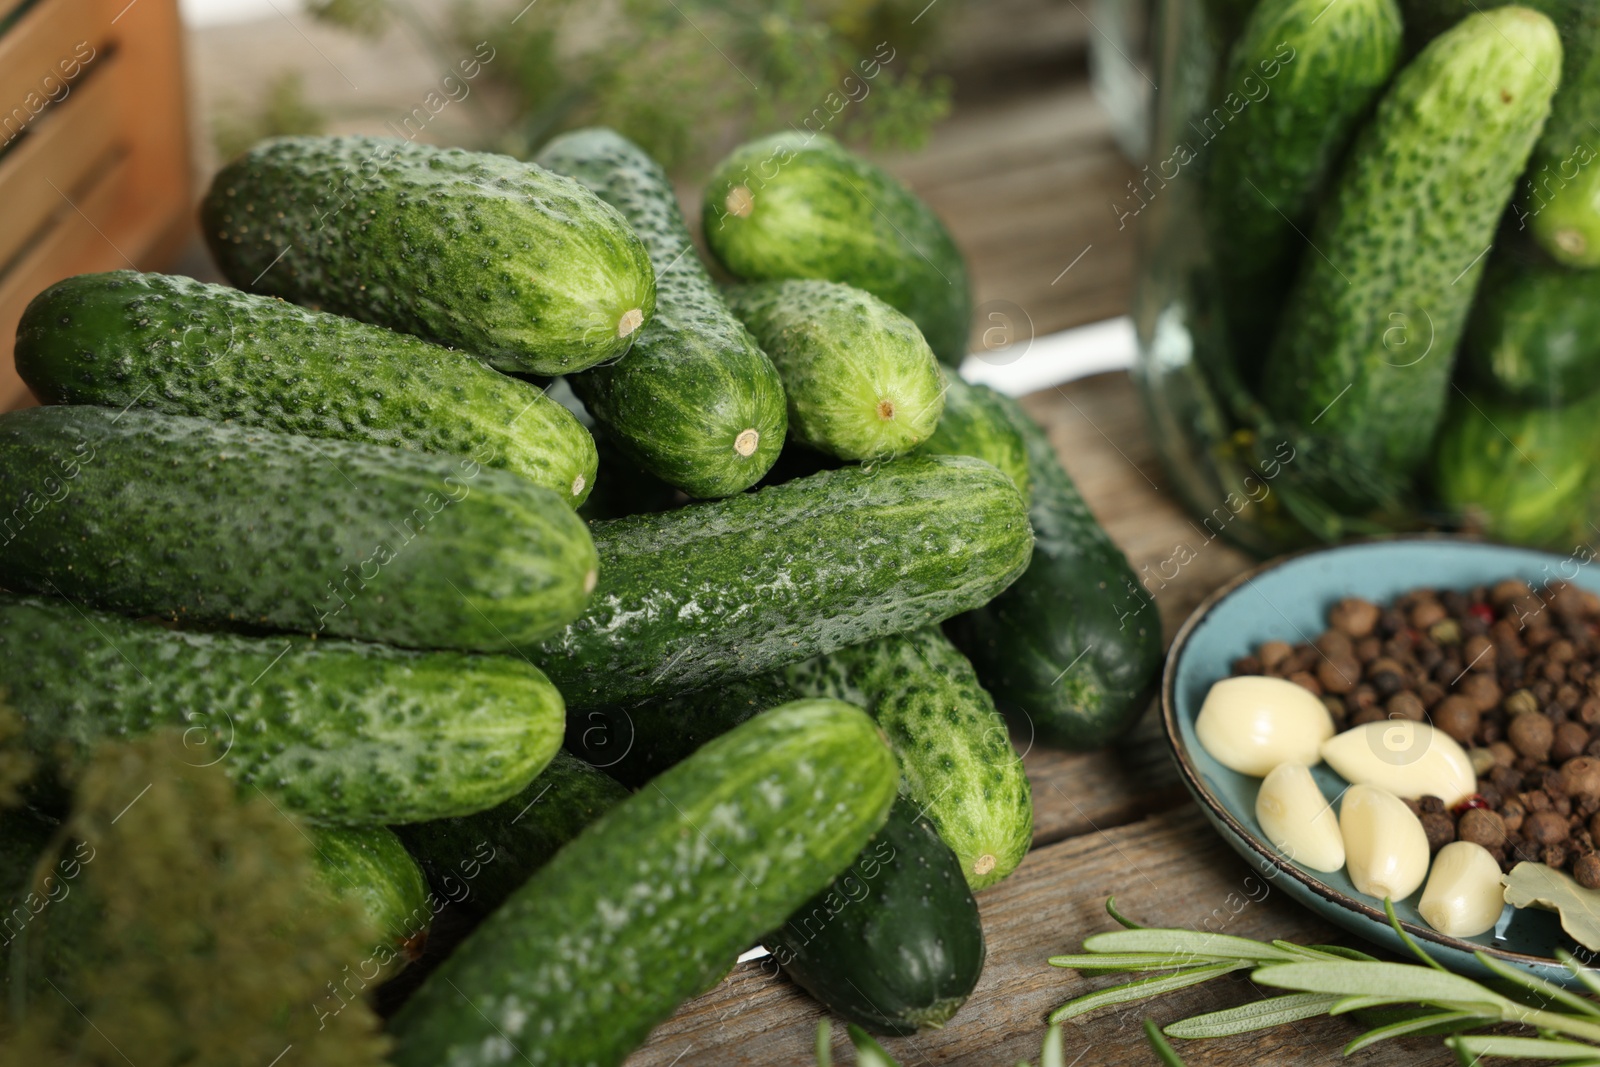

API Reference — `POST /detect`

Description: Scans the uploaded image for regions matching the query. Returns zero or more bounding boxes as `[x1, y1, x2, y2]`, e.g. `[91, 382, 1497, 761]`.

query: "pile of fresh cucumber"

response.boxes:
[0, 127, 1159, 1064]
[1193, 0, 1600, 547]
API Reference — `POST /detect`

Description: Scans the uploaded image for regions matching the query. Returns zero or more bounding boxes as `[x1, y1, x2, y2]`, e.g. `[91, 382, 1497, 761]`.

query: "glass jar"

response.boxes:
[1132, 0, 1600, 557]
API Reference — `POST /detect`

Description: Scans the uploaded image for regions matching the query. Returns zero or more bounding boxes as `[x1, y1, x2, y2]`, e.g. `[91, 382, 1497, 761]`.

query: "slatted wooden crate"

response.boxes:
[0, 0, 191, 411]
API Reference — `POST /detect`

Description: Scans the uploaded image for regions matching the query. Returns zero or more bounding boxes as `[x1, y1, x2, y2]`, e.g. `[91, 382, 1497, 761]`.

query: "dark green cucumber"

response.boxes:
[1462, 250, 1600, 404]
[1204, 0, 1402, 373]
[0, 595, 565, 826]
[15, 271, 597, 506]
[723, 280, 944, 460]
[0, 406, 597, 651]
[534, 454, 1033, 712]
[202, 136, 655, 375]
[765, 795, 984, 1035]
[309, 825, 431, 976]
[1260, 8, 1562, 500]
[946, 390, 1163, 749]
[535, 129, 787, 498]
[396, 749, 627, 916]
[1432, 389, 1600, 549]
[915, 375, 1031, 502]
[703, 132, 972, 366]
[387, 699, 899, 1067]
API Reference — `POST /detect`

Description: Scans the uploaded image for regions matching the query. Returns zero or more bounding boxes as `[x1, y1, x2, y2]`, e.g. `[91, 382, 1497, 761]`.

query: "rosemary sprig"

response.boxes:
[813, 1019, 1068, 1067]
[1049, 897, 1600, 1062]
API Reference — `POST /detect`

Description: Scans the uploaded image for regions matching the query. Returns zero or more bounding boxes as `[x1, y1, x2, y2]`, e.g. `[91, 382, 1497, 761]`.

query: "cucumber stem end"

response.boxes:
[734, 428, 760, 457]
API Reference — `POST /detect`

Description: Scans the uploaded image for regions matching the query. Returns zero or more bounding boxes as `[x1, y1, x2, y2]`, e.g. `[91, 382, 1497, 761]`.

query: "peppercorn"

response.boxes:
[1576, 854, 1600, 890]
[1330, 597, 1380, 638]
[1527, 810, 1572, 845]
[1554, 722, 1592, 764]
[1286, 671, 1321, 696]
[1259, 639, 1293, 672]
[1458, 672, 1501, 714]
[1366, 658, 1407, 696]
[1492, 579, 1533, 607]
[1459, 808, 1508, 847]
[1502, 797, 1527, 832]
[1506, 689, 1540, 716]
[1317, 655, 1360, 695]
[1385, 691, 1426, 722]
[1411, 600, 1447, 629]
[1432, 695, 1480, 745]
[1510, 712, 1556, 761]
[1421, 812, 1456, 853]
[1545, 844, 1570, 869]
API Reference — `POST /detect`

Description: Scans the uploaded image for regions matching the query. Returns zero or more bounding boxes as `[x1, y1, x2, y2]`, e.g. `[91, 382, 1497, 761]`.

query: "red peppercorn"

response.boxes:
[1453, 794, 1492, 815]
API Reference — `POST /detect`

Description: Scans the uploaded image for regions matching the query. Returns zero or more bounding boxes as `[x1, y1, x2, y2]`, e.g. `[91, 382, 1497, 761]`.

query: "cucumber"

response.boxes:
[1204, 0, 1403, 374]
[14, 272, 598, 506]
[946, 390, 1164, 749]
[1260, 8, 1563, 499]
[0, 595, 565, 826]
[1461, 250, 1600, 404]
[534, 129, 788, 499]
[915, 375, 1031, 502]
[723, 280, 945, 461]
[201, 136, 656, 375]
[309, 825, 431, 976]
[386, 699, 899, 1067]
[0, 406, 597, 652]
[533, 454, 1033, 712]
[766, 795, 984, 1035]
[702, 132, 972, 366]
[396, 749, 627, 916]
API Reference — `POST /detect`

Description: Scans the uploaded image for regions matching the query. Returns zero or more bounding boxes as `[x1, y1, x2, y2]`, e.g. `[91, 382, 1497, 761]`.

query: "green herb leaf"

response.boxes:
[1449, 1034, 1600, 1059]
[1559, 950, 1600, 1000]
[1343, 1010, 1482, 1054]
[1253, 960, 1511, 1012]
[1049, 963, 1247, 1024]
[1473, 951, 1600, 1020]
[846, 1024, 900, 1067]
[1306, 944, 1378, 962]
[816, 1019, 833, 1067]
[1040, 1024, 1065, 1067]
[1106, 897, 1145, 930]
[1163, 994, 1341, 1038]
[1384, 897, 1450, 973]
[1080, 930, 1302, 963]
[1143, 1019, 1189, 1066]
[1505, 862, 1600, 953]
[1048, 953, 1225, 973]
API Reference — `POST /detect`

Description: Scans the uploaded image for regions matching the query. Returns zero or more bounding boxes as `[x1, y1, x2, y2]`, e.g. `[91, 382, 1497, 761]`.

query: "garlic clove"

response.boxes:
[1339, 784, 1430, 901]
[1418, 841, 1506, 938]
[1255, 763, 1345, 872]
[1320, 720, 1477, 807]
[1195, 676, 1335, 777]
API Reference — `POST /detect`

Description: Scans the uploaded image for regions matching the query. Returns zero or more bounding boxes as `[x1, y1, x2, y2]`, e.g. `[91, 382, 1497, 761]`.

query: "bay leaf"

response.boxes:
[1502, 861, 1600, 951]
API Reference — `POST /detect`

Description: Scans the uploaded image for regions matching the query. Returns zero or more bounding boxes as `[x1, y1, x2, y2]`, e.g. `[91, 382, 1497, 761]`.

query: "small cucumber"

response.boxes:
[535, 129, 788, 498]
[724, 280, 945, 460]
[766, 795, 984, 1035]
[915, 375, 1032, 502]
[703, 132, 972, 365]
[202, 136, 655, 375]
[15, 271, 597, 506]
[1204, 0, 1403, 372]
[946, 390, 1163, 749]
[1261, 7, 1563, 498]
[387, 699, 899, 1067]
[309, 825, 430, 977]
[533, 455, 1033, 712]
[0, 407, 597, 652]
[0, 595, 565, 826]
[1461, 250, 1600, 404]
[396, 750, 628, 916]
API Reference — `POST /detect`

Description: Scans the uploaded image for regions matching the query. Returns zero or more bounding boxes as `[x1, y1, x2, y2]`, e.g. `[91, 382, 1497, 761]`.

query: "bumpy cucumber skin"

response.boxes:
[201, 136, 656, 375]
[535, 129, 787, 498]
[534, 455, 1033, 712]
[309, 825, 431, 971]
[0, 407, 598, 652]
[916, 376, 1032, 503]
[947, 391, 1163, 750]
[1205, 0, 1402, 373]
[388, 699, 899, 1067]
[1462, 251, 1600, 404]
[724, 280, 944, 461]
[1261, 8, 1562, 497]
[0, 596, 565, 826]
[396, 750, 628, 916]
[15, 271, 597, 506]
[767, 795, 984, 1035]
[703, 132, 972, 366]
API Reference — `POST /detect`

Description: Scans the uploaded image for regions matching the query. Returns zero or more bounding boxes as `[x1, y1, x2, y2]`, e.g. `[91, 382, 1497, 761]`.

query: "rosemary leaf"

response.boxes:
[1473, 951, 1600, 1020]
[1143, 1020, 1190, 1066]
[1253, 960, 1512, 1011]
[1106, 897, 1145, 930]
[1049, 963, 1247, 1024]
[1048, 953, 1226, 973]
[1306, 944, 1378, 962]
[1040, 1024, 1065, 1067]
[1448, 1034, 1600, 1059]
[1562, 950, 1600, 1000]
[1081, 929, 1302, 963]
[1342, 1010, 1482, 1054]
[1163, 993, 1341, 1038]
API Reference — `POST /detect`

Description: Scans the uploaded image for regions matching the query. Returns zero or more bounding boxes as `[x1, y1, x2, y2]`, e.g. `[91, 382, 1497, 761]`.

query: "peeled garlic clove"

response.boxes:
[1320, 720, 1477, 806]
[1419, 841, 1506, 938]
[1255, 763, 1345, 872]
[1195, 676, 1334, 777]
[1340, 784, 1430, 901]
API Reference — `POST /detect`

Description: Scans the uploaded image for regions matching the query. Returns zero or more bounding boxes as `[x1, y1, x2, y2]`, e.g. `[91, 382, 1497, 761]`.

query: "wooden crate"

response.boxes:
[0, 0, 192, 412]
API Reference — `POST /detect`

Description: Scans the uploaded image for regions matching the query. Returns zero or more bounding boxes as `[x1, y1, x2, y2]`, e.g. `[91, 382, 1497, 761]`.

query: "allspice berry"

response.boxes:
[1432, 695, 1480, 744]
[1553, 722, 1592, 765]
[1459, 808, 1508, 847]
[1386, 691, 1427, 722]
[1509, 712, 1555, 762]
[1420, 811, 1456, 853]
[1462, 633, 1497, 673]
[1410, 599, 1447, 629]
[1576, 853, 1600, 890]
[1287, 671, 1322, 696]
[1458, 672, 1501, 712]
[1317, 655, 1360, 695]
[1259, 640, 1293, 672]
[1562, 756, 1600, 800]
[1330, 597, 1380, 638]
[1525, 810, 1572, 846]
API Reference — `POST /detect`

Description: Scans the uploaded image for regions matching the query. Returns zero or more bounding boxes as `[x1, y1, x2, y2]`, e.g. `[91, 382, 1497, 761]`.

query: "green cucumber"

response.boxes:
[534, 454, 1033, 712]
[309, 825, 431, 976]
[765, 795, 984, 1035]
[915, 376, 1031, 502]
[1204, 0, 1403, 373]
[0, 406, 597, 652]
[14, 271, 598, 507]
[1260, 7, 1563, 500]
[723, 280, 945, 460]
[702, 132, 972, 366]
[0, 595, 565, 826]
[387, 699, 899, 1067]
[1432, 389, 1600, 549]
[535, 129, 787, 498]
[201, 136, 655, 375]
[946, 390, 1163, 749]
[1461, 250, 1600, 404]
[396, 749, 627, 916]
